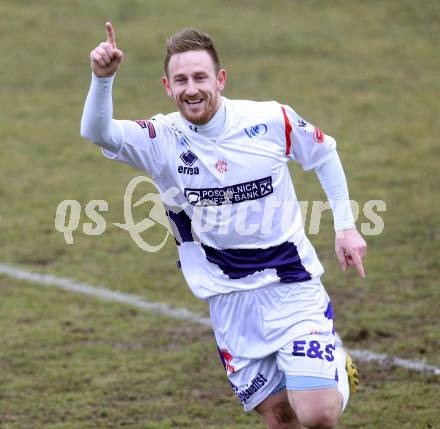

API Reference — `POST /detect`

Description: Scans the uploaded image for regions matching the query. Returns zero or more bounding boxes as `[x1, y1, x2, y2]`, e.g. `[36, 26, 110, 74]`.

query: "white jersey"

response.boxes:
[103, 97, 337, 299]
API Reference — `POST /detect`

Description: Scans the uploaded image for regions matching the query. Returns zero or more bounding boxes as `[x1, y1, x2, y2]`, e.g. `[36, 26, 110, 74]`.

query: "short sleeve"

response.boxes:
[102, 116, 174, 178]
[282, 104, 336, 171]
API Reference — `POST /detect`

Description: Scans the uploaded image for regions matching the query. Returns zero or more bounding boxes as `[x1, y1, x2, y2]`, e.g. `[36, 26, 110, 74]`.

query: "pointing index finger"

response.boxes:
[105, 22, 116, 48]
[352, 251, 366, 279]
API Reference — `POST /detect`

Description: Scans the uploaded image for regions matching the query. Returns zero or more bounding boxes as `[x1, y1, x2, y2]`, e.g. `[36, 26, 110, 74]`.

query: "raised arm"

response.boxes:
[80, 22, 124, 152]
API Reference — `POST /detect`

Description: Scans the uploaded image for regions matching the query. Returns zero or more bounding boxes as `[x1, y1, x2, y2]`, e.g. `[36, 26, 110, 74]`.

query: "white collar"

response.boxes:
[180, 100, 226, 142]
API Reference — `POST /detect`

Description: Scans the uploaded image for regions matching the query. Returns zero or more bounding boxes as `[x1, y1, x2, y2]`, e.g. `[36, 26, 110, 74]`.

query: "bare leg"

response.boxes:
[255, 389, 305, 429]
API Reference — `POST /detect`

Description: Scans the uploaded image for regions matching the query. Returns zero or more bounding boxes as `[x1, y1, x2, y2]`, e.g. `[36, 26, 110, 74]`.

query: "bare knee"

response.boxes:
[295, 405, 339, 429]
[267, 401, 300, 429]
[288, 388, 342, 429]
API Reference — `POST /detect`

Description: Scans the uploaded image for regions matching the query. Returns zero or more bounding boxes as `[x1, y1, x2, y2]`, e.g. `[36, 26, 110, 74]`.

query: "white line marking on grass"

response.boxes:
[1, 262, 439, 376]
[348, 349, 440, 376]
[0, 263, 211, 327]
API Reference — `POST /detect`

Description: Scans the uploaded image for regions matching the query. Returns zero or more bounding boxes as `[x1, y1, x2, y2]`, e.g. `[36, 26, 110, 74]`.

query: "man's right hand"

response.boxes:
[90, 22, 123, 78]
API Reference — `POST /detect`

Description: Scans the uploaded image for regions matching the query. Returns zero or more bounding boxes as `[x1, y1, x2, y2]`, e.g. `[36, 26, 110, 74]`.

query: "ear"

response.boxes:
[162, 75, 173, 97]
[216, 69, 227, 92]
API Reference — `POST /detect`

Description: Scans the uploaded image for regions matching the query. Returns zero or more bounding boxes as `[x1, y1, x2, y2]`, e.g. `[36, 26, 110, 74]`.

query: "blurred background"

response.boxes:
[1, 1, 439, 428]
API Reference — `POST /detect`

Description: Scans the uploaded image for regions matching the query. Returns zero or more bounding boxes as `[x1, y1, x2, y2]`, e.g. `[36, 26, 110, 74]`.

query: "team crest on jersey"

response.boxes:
[244, 124, 268, 138]
[215, 160, 228, 173]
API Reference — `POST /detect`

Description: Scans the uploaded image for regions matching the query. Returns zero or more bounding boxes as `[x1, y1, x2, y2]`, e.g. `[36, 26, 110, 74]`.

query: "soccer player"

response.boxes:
[81, 23, 366, 429]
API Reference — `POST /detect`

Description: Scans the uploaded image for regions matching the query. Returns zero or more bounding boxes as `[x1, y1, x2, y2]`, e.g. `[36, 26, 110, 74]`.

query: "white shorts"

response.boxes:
[208, 278, 337, 412]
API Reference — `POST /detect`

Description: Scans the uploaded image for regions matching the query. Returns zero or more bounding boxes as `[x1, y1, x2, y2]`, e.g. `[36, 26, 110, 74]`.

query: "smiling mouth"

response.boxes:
[185, 99, 203, 105]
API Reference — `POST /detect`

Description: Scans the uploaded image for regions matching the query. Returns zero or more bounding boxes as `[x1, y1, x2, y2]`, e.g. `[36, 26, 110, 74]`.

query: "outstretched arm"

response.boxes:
[80, 22, 124, 152]
[315, 151, 367, 278]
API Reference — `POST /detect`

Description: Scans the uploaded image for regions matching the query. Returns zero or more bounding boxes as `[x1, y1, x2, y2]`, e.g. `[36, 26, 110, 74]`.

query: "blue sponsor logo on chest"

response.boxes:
[244, 124, 268, 138]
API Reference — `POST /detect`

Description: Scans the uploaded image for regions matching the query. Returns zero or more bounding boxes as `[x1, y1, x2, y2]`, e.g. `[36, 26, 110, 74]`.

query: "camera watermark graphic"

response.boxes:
[55, 175, 386, 252]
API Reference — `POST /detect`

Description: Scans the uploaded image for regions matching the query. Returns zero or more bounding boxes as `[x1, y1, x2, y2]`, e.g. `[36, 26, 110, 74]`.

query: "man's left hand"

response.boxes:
[335, 228, 367, 278]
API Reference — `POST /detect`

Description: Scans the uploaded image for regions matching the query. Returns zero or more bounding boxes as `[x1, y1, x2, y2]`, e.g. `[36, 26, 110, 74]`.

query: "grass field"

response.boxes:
[1, 0, 439, 427]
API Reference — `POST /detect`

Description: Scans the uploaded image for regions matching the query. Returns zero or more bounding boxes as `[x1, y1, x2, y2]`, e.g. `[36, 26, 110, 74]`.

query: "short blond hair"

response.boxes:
[164, 28, 221, 75]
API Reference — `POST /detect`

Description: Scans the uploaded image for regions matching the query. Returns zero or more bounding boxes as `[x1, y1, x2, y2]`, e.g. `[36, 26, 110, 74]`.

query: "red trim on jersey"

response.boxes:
[281, 105, 292, 156]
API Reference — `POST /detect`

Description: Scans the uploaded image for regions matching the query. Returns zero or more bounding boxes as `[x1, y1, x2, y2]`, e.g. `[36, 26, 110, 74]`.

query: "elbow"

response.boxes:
[80, 120, 102, 144]
[79, 116, 121, 152]
[80, 123, 118, 152]
[80, 119, 92, 141]
[80, 129, 90, 141]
